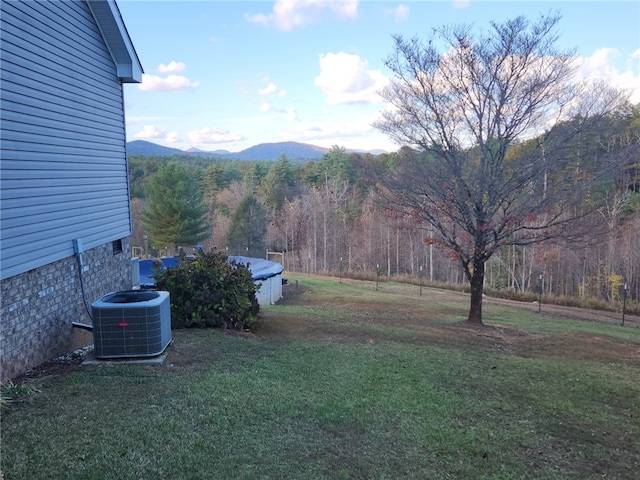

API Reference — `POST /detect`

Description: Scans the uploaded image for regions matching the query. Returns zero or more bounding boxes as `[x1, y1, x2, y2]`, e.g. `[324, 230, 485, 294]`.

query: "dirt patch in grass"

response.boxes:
[259, 278, 640, 365]
[12, 356, 84, 384]
[434, 321, 542, 354]
[257, 282, 536, 357]
[519, 330, 640, 364]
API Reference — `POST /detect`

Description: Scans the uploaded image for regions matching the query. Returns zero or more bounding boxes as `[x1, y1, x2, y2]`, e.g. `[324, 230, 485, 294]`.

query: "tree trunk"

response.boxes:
[467, 257, 485, 325]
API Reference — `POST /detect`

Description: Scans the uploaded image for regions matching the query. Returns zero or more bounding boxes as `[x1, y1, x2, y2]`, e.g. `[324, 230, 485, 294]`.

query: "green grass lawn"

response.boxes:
[2, 277, 639, 479]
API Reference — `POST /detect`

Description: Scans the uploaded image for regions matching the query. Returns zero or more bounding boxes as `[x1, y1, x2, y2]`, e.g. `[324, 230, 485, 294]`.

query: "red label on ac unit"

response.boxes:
[117, 322, 129, 328]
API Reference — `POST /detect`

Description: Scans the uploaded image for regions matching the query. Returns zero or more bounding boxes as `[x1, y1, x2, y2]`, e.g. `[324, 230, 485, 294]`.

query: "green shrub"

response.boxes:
[153, 250, 259, 329]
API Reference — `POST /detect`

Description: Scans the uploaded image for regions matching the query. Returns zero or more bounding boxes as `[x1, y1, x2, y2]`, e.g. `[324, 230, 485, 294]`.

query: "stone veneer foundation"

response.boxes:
[1, 238, 132, 381]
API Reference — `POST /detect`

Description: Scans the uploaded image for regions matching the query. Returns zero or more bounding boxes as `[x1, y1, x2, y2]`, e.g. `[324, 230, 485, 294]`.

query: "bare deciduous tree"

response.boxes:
[374, 13, 627, 324]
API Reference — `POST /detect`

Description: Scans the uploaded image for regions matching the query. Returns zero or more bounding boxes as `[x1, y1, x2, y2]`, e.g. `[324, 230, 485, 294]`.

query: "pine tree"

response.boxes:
[261, 154, 296, 212]
[142, 162, 210, 251]
[227, 194, 267, 257]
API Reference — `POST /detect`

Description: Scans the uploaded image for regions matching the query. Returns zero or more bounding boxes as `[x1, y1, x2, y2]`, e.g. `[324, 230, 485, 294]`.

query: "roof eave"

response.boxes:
[86, 0, 143, 83]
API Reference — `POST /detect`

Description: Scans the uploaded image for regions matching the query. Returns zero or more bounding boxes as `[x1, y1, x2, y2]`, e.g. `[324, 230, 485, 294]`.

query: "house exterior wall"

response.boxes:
[0, 0, 141, 381]
[0, 0, 132, 280]
[0, 239, 132, 381]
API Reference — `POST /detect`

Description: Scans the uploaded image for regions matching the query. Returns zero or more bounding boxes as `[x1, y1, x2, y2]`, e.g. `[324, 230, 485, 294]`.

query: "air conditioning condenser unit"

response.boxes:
[91, 290, 171, 359]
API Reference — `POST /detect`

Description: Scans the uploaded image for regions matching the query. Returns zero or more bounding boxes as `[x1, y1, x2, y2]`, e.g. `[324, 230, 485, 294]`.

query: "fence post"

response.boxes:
[538, 274, 543, 313]
[622, 283, 628, 326]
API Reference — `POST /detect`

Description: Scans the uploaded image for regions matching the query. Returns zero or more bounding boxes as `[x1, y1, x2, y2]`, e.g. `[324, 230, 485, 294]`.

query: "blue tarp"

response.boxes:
[227, 256, 284, 281]
[138, 256, 284, 287]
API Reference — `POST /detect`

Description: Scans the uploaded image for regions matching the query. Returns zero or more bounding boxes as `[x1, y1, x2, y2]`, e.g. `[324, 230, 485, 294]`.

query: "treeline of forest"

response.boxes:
[128, 107, 640, 308]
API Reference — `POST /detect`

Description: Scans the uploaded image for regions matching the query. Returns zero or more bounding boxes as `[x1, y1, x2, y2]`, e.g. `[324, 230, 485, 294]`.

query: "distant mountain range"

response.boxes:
[126, 140, 387, 161]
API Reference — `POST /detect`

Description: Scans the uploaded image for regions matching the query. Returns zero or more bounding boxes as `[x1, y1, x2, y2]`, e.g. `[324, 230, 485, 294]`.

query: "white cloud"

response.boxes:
[134, 125, 164, 139]
[187, 126, 244, 144]
[452, 0, 471, 9]
[391, 5, 409, 23]
[133, 125, 181, 143]
[138, 74, 199, 92]
[246, 12, 270, 27]
[165, 132, 181, 143]
[576, 48, 619, 79]
[277, 113, 391, 149]
[314, 52, 388, 104]
[259, 81, 278, 96]
[246, 0, 358, 31]
[260, 101, 272, 112]
[575, 48, 640, 103]
[157, 61, 186, 74]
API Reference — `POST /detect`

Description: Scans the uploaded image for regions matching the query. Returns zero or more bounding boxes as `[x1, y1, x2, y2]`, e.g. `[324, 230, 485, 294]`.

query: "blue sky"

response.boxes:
[118, 0, 640, 153]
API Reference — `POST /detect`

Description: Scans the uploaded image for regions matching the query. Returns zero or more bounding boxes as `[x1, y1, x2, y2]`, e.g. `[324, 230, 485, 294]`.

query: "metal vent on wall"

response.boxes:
[91, 290, 171, 359]
[131, 257, 140, 287]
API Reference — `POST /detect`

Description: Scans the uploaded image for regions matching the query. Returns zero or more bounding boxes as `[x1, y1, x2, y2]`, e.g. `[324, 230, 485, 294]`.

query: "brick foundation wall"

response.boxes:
[0, 238, 132, 381]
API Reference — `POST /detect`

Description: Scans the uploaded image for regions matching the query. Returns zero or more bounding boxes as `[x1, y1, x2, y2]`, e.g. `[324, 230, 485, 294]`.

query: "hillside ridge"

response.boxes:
[127, 140, 387, 160]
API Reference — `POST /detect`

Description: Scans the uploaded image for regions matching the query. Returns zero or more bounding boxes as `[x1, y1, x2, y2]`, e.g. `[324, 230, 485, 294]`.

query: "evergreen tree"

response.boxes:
[261, 154, 296, 211]
[318, 146, 354, 185]
[241, 162, 269, 194]
[142, 162, 210, 251]
[227, 194, 267, 257]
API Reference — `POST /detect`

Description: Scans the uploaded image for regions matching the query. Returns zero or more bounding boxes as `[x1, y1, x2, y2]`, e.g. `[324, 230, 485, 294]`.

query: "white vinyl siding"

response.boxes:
[0, 0, 133, 280]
